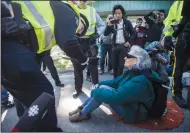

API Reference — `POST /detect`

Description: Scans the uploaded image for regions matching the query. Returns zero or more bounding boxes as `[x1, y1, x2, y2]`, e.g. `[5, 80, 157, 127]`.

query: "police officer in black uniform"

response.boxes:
[172, 0, 190, 108]
[1, 0, 93, 131]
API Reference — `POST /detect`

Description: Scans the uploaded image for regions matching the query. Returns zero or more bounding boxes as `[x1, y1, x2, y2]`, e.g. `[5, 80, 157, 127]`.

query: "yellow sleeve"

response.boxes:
[163, 1, 178, 36]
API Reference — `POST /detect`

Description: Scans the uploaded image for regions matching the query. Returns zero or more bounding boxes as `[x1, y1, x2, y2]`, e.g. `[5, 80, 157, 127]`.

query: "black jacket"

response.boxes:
[144, 12, 164, 42]
[104, 18, 136, 44]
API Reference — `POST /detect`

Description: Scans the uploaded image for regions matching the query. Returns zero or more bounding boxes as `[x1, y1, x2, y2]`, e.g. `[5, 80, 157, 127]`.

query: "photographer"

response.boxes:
[145, 36, 174, 85]
[144, 10, 165, 47]
[133, 18, 147, 48]
[104, 4, 136, 78]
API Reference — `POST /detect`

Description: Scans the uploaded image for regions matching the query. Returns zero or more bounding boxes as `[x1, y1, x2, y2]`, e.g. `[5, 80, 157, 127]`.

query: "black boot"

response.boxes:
[172, 95, 188, 108]
[73, 90, 82, 98]
[55, 80, 65, 87]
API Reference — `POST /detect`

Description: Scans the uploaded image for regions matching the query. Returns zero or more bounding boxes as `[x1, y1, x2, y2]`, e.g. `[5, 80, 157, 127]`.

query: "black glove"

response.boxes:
[1, 17, 31, 36]
[1, 17, 19, 35]
[89, 33, 99, 44]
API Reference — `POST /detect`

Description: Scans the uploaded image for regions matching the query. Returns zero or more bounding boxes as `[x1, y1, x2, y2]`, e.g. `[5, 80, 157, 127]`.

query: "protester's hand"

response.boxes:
[124, 42, 131, 48]
[90, 84, 99, 90]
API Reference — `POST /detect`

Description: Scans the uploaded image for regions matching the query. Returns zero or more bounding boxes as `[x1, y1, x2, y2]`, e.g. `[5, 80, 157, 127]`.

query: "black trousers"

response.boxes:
[1, 39, 58, 131]
[100, 44, 112, 72]
[36, 49, 61, 84]
[172, 33, 190, 97]
[112, 45, 129, 78]
[71, 38, 99, 91]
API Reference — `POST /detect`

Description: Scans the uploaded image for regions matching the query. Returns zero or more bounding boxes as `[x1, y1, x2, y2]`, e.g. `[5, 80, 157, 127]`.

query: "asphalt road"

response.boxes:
[1, 71, 190, 132]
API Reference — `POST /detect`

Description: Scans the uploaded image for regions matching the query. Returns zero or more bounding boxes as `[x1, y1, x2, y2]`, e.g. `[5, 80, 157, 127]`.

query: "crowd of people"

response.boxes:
[1, 0, 190, 131]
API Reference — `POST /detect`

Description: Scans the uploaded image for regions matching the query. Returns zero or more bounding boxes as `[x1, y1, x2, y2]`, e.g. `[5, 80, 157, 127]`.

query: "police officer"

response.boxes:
[163, 0, 190, 108]
[71, 0, 105, 98]
[1, 1, 90, 131]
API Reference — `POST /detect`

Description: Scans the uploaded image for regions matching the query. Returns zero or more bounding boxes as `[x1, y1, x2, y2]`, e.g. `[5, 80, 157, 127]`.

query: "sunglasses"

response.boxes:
[126, 54, 137, 59]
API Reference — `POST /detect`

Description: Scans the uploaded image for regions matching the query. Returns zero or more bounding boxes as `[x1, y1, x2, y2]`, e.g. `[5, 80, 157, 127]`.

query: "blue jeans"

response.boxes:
[81, 85, 124, 116]
[1, 88, 9, 103]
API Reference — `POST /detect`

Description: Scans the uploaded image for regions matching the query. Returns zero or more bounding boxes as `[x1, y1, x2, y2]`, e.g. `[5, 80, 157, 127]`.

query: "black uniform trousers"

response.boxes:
[172, 33, 190, 97]
[112, 44, 129, 78]
[1, 39, 58, 131]
[35, 49, 61, 84]
[71, 38, 99, 91]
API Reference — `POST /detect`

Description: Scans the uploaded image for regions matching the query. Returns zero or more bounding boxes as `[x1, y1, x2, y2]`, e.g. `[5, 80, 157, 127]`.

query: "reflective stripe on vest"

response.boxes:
[23, 1, 53, 51]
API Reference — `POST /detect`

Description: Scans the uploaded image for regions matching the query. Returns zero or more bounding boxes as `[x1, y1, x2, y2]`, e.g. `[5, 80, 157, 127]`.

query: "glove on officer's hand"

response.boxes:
[89, 33, 99, 43]
[1, 17, 19, 35]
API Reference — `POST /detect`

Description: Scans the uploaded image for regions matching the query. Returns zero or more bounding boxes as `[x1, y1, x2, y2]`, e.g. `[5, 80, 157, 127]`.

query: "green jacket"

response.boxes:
[91, 70, 160, 123]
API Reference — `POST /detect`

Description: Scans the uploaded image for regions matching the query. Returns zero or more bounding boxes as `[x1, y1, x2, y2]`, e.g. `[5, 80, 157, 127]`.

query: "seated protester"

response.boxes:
[69, 45, 159, 123]
[145, 36, 174, 84]
[133, 18, 147, 48]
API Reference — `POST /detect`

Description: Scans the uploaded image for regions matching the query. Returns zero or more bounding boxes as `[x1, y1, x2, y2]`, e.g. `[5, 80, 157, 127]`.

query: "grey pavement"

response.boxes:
[1, 70, 190, 132]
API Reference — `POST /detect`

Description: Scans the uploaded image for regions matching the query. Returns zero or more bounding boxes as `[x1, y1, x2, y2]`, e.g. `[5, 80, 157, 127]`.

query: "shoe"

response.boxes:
[69, 112, 90, 122]
[2, 101, 14, 109]
[99, 70, 104, 75]
[73, 90, 82, 98]
[55, 81, 65, 87]
[69, 106, 83, 116]
[86, 75, 92, 82]
[172, 96, 188, 108]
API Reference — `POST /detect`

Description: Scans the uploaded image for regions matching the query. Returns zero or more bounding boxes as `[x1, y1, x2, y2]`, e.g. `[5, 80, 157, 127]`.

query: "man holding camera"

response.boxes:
[144, 10, 165, 47]
[104, 5, 136, 78]
[71, 0, 105, 98]
[163, 0, 190, 108]
[145, 36, 174, 85]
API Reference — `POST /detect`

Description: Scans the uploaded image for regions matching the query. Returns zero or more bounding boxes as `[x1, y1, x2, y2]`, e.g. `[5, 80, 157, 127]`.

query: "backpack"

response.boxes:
[141, 74, 168, 118]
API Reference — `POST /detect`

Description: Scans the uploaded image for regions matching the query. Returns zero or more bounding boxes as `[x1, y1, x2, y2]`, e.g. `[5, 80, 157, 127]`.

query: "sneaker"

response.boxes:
[172, 95, 188, 108]
[69, 112, 90, 122]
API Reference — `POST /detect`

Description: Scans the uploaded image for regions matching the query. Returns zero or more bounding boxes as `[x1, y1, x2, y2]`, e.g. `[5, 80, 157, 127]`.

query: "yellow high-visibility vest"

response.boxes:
[12, 1, 81, 54]
[76, 5, 97, 36]
[13, 1, 56, 54]
[163, 0, 184, 36]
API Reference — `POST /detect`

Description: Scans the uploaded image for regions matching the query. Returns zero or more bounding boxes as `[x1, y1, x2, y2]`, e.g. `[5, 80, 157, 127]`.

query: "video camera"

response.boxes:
[146, 49, 167, 57]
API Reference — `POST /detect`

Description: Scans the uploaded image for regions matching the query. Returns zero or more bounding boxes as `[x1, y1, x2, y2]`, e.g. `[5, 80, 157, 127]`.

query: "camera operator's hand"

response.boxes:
[106, 17, 114, 26]
[152, 11, 159, 14]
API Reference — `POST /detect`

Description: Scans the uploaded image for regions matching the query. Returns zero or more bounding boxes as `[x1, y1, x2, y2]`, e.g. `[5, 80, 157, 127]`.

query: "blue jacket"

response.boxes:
[91, 70, 160, 123]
